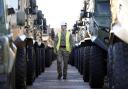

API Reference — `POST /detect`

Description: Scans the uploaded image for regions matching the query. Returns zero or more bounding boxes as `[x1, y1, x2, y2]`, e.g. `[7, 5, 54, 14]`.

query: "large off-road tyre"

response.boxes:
[45, 47, 52, 67]
[37, 46, 42, 75]
[80, 47, 84, 75]
[33, 46, 36, 80]
[9, 65, 15, 89]
[72, 48, 75, 66]
[74, 48, 78, 68]
[78, 48, 81, 74]
[34, 42, 40, 77]
[49, 48, 53, 66]
[78, 48, 81, 73]
[40, 43, 45, 73]
[1, 64, 16, 89]
[51, 48, 54, 62]
[108, 45, 113, 89]
[15, 47, 27, 89]
[89, 46, 105, 88]
[69, 48, 75, 66]
[111, 42, 128, 89]
[76, 49, 80, 69]
[83, 46, 90, 82]
[26, 38, 35, 85]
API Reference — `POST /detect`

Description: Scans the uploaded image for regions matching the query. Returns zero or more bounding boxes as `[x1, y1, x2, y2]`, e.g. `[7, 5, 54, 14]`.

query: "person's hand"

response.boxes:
[54, 48, 57, 54]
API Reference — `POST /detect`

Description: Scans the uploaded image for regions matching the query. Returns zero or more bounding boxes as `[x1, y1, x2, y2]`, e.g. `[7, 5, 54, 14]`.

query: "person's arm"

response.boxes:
[54, 34, 58, 53]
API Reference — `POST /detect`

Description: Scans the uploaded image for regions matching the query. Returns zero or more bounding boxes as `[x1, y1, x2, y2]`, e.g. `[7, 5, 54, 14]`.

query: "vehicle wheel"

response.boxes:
[33, 46, 36, 80]
[35, 43, 39, 77]
[45, 47, 51, 67]
[34, 42, 40, 77]
[40, 43, 45, 73]
[2, 64, 15, 89]
[112, 42, 128, 89]
[37, 46, 42, 75]
[69, 48, 75, 66]
[83, 46, 90, 82]
[74, 48, 78, 68]
[79, 48, 82, 74]
[78, 48, 81, 73]
[10, 64, 15, 89]
[108, 45, 113, 89]
[15, 47, 27, 89]
[77, 48, 79, 69]
[80, 47, 84, 75]
[26, 42, 35, 85]
[89, 46, 105, 88]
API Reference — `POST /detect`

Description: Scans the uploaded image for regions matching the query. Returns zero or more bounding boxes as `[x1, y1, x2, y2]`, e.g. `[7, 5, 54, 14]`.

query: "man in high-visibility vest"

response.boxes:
[55, 22, 74, 80]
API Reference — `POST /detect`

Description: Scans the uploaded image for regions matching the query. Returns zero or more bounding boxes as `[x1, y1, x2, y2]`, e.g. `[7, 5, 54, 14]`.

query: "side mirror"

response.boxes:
[8, 8, 15, 15]
[34, 20, 37, 25]
[28, 6, 38, 15]
[78, 21, 84, 26]
[17, 11, 26, 26]
[85, 12, 92, 18]
[31, 6, 38, 15]
[43, 18, 47, 26]
[80, 10, 85, 18]
[80, 10, 92, 18]
[25, 8, 29, 15]
[37, 19, 42, 25]
[37, 10, 43, 19]
[30, 0, 37, 8]
[43, 30, 47, 34]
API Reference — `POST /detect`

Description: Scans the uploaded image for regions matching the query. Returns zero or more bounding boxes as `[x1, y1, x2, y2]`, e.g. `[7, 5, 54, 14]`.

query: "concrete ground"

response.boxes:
[27, 61, 103, 89]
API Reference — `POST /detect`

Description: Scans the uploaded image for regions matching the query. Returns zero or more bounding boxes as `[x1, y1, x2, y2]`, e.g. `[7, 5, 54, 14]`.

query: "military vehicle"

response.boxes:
[15, 0, 47, 88]
[78, 0, 111, 88]
[74, 0, 128, 88]
[0, 0, 19, 89]
[71, 0, 128, 88]
[108, 0, 128, 89]
[0, 0, 47, 89]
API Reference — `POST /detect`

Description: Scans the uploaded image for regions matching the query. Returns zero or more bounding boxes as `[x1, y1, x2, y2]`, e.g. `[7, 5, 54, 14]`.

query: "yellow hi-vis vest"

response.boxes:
[56, 31, 71, 52]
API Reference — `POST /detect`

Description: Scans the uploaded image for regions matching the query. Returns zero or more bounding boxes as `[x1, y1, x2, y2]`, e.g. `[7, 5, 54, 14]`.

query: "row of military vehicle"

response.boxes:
[70, 0, 128, 89]
[0, 0, 52, 89]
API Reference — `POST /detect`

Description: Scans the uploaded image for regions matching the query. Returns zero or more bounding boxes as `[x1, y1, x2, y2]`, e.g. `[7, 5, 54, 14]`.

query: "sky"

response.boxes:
[37, 0, 84, 29]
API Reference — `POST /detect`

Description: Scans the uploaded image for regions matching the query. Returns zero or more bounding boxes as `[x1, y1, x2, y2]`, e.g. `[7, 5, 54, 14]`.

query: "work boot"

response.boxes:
[63, 77, 67, 80]
[63, 75, 67, 80]
[57, 74, 62, 80]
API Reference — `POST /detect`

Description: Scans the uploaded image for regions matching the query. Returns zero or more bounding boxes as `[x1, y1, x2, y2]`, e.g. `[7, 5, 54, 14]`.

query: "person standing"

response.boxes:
[54, 22, 74, 80]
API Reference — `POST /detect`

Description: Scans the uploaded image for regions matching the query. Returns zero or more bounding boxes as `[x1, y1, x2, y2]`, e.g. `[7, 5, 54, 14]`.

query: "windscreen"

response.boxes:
[95, 1, 111, 16]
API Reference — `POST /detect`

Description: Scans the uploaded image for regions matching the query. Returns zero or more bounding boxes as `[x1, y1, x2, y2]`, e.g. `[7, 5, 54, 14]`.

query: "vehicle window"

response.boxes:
[0, 0, 4, 24]
[95, 2, 111, 16]
[0, 0, 4, 17]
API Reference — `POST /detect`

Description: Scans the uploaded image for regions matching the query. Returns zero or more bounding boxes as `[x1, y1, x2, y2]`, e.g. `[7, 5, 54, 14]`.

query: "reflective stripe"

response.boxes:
[56, 32, 61, 51]
[66, 31, 71, 52]
[56, 31, 71, 52]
